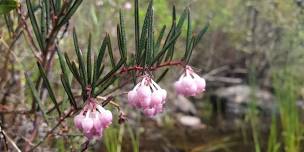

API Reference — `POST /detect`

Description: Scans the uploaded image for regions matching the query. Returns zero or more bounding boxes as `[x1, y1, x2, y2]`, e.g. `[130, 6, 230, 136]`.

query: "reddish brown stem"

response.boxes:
[119, 60, 184, 75]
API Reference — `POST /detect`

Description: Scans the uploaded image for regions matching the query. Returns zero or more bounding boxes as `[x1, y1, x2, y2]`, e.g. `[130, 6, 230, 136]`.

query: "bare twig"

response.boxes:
[28, 108, 74, 152]
[80, 140, 90, 152]
[2, 130, 22, 152]
[17, 6, 41, 60]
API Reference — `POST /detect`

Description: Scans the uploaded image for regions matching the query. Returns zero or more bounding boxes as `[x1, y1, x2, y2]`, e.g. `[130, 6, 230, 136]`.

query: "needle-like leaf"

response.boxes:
[87, 34, 92, 84]
[26, 0, 44, 51]
[96, 58, 126, 86]
[154, 25, 166, 56]
[64, 53, 83, 86]
[56, 48, 77, 109]
[25, 72, 48, 124]
[146, 0, 153, 66]
[119, 10, 127, 64]
[183, 9, 192, 62]
[73, 28, 87, 85]
[106, 34, 115, 67]
[134, 0, 140, 64]
[37, 62, 61, 116]
[57, 0, 83, 28]
[60, 75, 77, 109]
[138, 0, 153, 65]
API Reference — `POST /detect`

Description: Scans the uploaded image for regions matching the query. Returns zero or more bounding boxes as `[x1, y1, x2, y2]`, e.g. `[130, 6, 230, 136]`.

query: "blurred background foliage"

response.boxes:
[2, 0, 304, 151]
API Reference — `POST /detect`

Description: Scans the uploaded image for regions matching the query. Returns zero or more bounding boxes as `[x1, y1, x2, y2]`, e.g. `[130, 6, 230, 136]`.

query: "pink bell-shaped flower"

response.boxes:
[74, 112, 85, 130]
[93, 112, 102, 131]
[137, 85, 151, 98]
[127, 90, 138, 106]
[82, 111, 94, 133]
[100, 110, 113, 128]
[74, 99, 113, 140]
[194, 76, 206, 93]
[150, 90, 163, 106]
[140, 96, 151, 108]
[127, 75, 167, 117]
[174, 66, 206, 96]
[181, 76, 197, 96]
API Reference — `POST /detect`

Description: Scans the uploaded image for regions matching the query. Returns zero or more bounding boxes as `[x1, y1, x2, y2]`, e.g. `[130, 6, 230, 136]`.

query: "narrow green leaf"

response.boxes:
[185, 37, 195, 63]
[156, 68, 169, 82]
[154, 25, 166, 56]
[57, 0, 83, 28]
[43, 0, 50, 34]
[56, 48, 77, 109]
[72, 61, 84, 83]
[96, 65, 105, 80]
[4, 14, 14, 37]
[176, 7, 188, 33]
[56, 48, 68, 77]
[73, 28, 87, 86]
[137, 0, 153, 64]
[153, 7, 177, 65]
[117, 25, 124, 59]
[0, 0, 18, 14]
[64, 53, 83, 86]
[164, 22, 176, 61]
[94, 35, 108, 85]
[151, 31, 181, 64]
[96, 58, 125, 86]
[193, 23, 209, 48]
[186, 22, 209, 63]
[106, 34, 115, 67]
[55, 0, 61, 14]
[60, 75, 77, 109]
[134, 0, 140, 64]
[40, 0, 47, 48]
[146, 0, 153, 66]
[119, 10, 127, 63]
[26, 0, 44, 51]
[87, 34, 92, 84]
[24, 72, 48, 124]
[94, 76, 118, 97]
[37, 62, 61, 115]
[183, 9, 192, 62]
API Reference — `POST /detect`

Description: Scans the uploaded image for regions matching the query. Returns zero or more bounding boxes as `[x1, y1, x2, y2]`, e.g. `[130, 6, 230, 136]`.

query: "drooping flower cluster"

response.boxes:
[174, 66, 206, 96]
[128, 75, 167, 117]
[74, 99, 112, 140]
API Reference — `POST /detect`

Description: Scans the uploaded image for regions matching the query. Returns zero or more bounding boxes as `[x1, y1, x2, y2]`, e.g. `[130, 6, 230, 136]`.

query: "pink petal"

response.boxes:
[194, 77, 206, 93]
[127, 90, 138, 107]
[100, 110, 113, 128]
[174, 80, 184, 94]
[151, 90, 163, 106]
[181, 76, 197, 96]
[82, 116, 94, 133]
[93, 112, 102, 131]
[139, 96, 151, 108]
[74, 113, 85, 130]
[137, 85, 151, 98]
[160, 89, 167, 100]
[144, 108, 156, 117]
